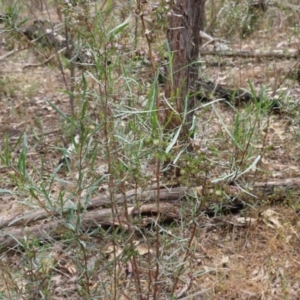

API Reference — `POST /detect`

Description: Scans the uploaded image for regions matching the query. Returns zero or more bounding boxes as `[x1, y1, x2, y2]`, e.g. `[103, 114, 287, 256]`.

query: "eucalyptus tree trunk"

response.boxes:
[165, 0, 205, 139]
[163, 0, 206, 176]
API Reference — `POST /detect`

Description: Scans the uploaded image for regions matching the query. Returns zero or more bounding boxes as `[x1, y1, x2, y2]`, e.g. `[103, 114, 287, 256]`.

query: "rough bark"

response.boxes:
[164, 0, 206, 138]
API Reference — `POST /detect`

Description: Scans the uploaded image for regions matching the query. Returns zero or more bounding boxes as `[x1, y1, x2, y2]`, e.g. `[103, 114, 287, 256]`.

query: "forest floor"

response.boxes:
[0, 1, 300, 299]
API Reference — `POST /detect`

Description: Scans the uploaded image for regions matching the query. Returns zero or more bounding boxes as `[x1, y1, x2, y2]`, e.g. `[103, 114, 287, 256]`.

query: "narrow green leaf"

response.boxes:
[107, 17, 130, 39]
[165, 125, 182, 154]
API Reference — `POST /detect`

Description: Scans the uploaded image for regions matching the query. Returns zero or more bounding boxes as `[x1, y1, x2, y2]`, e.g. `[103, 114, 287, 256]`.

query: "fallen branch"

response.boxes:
[200, 49, 299, 59]
[0, 186, 187, 229]
[0, 203, 179, 250]
[0, 49, 18, 61]
[2, 176, 300, 230]
[23, 46, 66, 69]
[199, 31, 230, 52]
[1, 177, 300, 251]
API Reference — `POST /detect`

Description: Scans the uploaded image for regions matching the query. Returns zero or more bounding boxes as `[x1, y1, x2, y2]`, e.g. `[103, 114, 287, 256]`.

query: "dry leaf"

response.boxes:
[136, 244, 153, 256]
[235, 217, 257, 226]
[262, 209, 282, 229]
[221, 256, 229, 267]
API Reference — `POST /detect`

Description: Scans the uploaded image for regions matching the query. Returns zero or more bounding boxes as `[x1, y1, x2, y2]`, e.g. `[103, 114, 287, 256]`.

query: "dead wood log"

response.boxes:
[0, 186, 188, 229]
[2, 177, 300, 230]
[196, 80, 254, 104]
[1, 177, 300, 251]
[195, 79, 281, 111]
[0, 203, 179, 250]
[199, 49, 299, 59]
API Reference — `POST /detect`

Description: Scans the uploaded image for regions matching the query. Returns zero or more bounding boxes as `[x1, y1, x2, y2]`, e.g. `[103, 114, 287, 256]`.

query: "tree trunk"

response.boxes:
[163, 0, 206, 175]
[165, 0, 205, 137]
